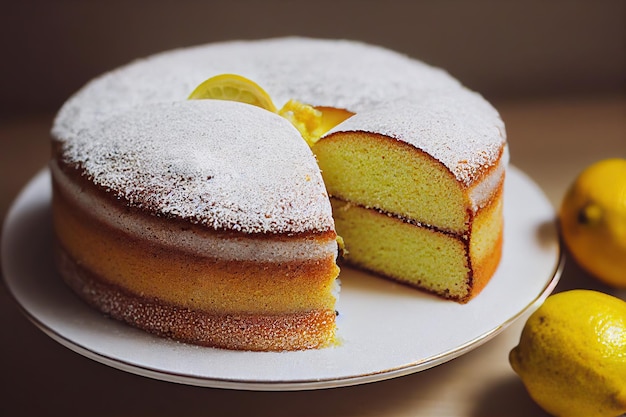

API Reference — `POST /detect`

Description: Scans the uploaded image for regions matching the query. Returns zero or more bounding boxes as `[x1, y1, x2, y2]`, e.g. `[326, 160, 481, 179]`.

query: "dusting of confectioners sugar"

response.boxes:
[52, 37, 461, 139]
[61, 100, 334, 234]
[327, 88, 507, 185]
[51, 37, 507, 224]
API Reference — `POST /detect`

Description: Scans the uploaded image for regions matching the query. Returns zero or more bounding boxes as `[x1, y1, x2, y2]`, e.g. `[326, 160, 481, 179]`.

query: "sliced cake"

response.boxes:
[313, 92, 507, 302]
[50, 37, 507, 350]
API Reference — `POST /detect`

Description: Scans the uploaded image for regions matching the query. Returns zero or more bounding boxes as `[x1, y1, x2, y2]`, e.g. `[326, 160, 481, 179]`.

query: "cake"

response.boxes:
[50, 37, 507, 351]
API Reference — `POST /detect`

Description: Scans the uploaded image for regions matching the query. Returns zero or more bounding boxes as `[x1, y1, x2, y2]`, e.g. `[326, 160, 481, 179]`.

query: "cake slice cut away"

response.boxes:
[313, 92, 507, 302]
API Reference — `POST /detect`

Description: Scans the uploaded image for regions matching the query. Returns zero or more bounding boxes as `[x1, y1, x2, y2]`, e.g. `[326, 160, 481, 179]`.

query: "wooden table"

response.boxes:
[1, 95, 624, 416]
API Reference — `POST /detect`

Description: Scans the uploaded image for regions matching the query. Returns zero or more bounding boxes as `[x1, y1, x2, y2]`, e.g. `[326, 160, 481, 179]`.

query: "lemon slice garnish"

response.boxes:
[188, 73, 277, 113]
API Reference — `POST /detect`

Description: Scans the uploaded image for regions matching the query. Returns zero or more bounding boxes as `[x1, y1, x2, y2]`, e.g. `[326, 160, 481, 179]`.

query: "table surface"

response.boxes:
[1, 95, 625, 416]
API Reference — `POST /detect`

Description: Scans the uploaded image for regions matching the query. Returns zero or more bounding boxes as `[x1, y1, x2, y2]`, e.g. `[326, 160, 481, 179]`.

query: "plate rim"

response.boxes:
[1, 166, 563, 391]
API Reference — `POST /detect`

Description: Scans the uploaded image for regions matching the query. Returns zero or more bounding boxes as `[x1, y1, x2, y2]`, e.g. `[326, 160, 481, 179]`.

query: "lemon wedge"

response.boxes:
[188, 73, 277, 113]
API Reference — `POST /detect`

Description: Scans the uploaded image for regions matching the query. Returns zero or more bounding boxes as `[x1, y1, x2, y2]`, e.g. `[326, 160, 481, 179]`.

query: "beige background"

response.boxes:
[1, 1, 625, 416]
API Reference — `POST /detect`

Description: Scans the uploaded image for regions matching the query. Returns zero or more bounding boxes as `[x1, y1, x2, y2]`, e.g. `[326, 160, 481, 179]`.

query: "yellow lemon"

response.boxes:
[559, 158, 626, 287]
[509, 289, 626, 417]
[188, 73, 277, 112]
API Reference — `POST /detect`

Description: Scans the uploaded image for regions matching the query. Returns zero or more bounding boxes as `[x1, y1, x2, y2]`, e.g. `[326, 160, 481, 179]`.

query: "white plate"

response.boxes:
[2, 166, 562, 391]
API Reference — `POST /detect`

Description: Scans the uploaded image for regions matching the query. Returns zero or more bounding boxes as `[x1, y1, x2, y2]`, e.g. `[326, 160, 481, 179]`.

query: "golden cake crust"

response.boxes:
[55, 243, 336, 351]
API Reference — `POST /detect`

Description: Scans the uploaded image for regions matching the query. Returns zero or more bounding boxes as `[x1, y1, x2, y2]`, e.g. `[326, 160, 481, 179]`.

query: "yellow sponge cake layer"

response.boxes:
[330, 187, 503, 302]
[314, 132, 468, 233]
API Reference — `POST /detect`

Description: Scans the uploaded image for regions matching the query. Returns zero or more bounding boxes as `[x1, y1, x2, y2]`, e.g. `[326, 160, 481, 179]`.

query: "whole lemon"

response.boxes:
[509, 290, 626, 417]
[559, 158, 626, 287]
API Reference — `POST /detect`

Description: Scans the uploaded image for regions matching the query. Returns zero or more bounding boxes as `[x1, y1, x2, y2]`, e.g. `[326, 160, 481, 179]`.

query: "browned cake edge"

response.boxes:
[54, 243, 337, 351]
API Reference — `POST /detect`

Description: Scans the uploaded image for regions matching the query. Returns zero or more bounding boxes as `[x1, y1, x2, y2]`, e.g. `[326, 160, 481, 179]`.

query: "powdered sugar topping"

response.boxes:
[52, 37, 461, 140]
[52, 37, 506, 232]
[61, 100, 334, 234]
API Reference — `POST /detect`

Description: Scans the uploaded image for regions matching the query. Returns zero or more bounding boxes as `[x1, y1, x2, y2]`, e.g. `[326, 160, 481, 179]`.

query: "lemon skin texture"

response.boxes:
[509, 290, 626, 417]
[188, 73, 278, 112]
[559, 158, 626, 287]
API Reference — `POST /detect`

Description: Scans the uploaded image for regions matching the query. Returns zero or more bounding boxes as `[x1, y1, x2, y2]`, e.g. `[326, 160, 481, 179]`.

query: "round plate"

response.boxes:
[2, 166, 562, 391]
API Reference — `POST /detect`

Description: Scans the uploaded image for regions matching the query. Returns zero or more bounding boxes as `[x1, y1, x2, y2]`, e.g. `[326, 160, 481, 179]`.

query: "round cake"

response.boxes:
[51, 37, 507, 351]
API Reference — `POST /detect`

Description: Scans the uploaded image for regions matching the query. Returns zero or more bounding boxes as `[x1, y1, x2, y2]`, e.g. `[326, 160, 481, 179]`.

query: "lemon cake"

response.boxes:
[51, 37, 507, 351]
